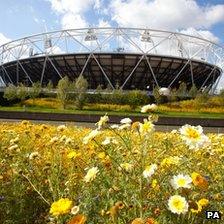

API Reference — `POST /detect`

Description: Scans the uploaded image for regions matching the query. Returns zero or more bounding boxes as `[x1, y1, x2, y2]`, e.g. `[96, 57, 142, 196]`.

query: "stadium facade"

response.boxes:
[0, 27, 223, 92]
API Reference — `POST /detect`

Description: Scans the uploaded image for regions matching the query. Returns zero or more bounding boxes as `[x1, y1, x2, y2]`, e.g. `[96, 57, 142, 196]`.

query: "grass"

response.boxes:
[1, 105, 224, 119]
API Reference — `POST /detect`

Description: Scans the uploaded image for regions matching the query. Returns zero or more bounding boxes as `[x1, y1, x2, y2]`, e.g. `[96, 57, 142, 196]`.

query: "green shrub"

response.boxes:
[126, 90, 149, 109]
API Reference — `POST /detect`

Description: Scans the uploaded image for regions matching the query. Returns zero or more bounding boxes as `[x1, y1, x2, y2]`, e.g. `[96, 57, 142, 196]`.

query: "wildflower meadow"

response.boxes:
[0, 107, 223, 223]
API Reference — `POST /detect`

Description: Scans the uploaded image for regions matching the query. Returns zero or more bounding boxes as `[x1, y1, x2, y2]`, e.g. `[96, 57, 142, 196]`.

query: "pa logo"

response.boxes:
[206, 211, 221, 219]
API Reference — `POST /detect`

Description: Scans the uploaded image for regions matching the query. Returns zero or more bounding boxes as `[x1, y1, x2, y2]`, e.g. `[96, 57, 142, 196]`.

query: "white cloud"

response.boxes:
[110, 0, 224, 30]
[61, 12, 87, 29]
[0, 33, 11, 46]
[47, 0, 102, 29]
[180, 27, 219, 43]
[46, 46, 64, 54]
[98, 19, 111, 28]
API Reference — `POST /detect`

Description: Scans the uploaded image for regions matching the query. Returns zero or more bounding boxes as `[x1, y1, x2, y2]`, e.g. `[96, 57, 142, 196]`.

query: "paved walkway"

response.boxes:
[0, 119, 223, 133]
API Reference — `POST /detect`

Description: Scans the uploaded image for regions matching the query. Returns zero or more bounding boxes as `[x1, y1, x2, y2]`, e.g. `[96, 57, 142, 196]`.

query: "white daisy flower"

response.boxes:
[141, 104, 158, 113]
[102, 137, 118, 145]
[57, 125, 67, 132]
[179, 124, 210, 149]
[83, 129, 100, 144]
[84, 167, 99, 183]
[71, 205, 80, 215]
[143, 164, 157, 178]
[170, 174, 192, 189]
[96, 114, 109, 129]
[120, 118, 132, 124]
[168, 195, 189, 215]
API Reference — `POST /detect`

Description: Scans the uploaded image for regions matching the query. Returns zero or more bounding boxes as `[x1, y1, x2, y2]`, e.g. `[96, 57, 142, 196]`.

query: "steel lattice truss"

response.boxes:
[0, 27, 223, 91]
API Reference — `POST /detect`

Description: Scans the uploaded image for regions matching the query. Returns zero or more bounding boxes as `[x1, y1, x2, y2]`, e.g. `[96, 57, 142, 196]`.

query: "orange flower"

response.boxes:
[146, 218, 158, 224]
[131, 218, 144, 224]
[191, 172, 208, 189]
[67, 214, 87, 224]
[131, 122, 140, 131]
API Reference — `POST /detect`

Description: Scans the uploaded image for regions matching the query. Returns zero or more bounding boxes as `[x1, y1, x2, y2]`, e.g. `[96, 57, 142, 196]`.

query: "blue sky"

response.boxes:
[0, 0, 224, 44]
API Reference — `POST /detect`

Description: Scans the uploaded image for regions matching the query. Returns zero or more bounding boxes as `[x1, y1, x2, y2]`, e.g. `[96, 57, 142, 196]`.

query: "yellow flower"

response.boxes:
[161, 156, 181, 167]
[190, 201, 202, 214]
[67, 151, 81, 159]
[151, 179, 158, 188]
[198, 198, 209, 207]
[131, 218, 144, 224]
[50, 198, 73, 216]
[120, 163, 134, 172]
[98, 152, 106, 159]
[84, 167, 99, 183]
[168, 195, 188, 215]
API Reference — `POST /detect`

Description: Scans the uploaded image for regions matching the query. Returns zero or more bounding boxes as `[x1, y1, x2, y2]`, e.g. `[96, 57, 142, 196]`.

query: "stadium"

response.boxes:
[0, 27, 223, 92]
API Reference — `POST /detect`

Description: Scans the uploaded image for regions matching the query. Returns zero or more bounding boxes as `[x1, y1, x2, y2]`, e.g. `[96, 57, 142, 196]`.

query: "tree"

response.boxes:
[57, 76, 70, 109]
[177, 82, 187, 100]
[29, 82, 41, 104]
[95, 84, 103, 93]
[105, 84, 113, 93]
[17, 83, 29, 105]
[74, 75, 88, 109]
[3, 84, 17, 101]
[196, 88, 210, 104]
[46, 80, 53, 97]
[188, 84, 198, 99]
[169, 88, 178, 102]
